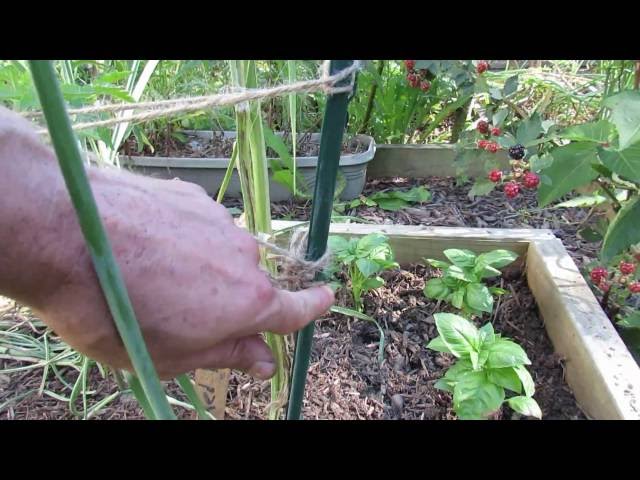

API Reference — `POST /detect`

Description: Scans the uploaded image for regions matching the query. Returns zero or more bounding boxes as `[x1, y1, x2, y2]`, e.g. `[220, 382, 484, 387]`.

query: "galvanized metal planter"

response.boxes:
[121, 131, 376, 201]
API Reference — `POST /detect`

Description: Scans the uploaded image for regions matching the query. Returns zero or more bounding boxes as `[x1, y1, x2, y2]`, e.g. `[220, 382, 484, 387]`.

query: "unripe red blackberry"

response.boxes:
[420, 80, 431, 92]
[523, 171, 540, 189]
[488, 169, 502, 183]
[407, 72, 419, 88]
[476, 61, 489, 74]
[620, 261, 636, 275]
[491, 127, 501, 136]
[404, 60, 415, 71]
[504, 182, 520, 198]
[590, 267, 608, 284]
[485, 142, 499, 153]
[477, 120, 489, 134]
[629, 281, 640, 294]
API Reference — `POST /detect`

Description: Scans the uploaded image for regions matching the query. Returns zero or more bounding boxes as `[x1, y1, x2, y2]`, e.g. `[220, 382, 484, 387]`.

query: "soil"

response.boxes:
[0, 175, 599, 420]
[121, 130, 368, 159]
[0, 265, 585, 420]
[260, 176, 603, 271]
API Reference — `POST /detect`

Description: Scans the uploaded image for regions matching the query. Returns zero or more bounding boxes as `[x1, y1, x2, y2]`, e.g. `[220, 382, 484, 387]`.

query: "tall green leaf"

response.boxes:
[559, 120, 615, 143]
[287, 60, 297, 196]
[601, 196, 640, 261]
[537, 142, 600, 207]
[598, 143, 640, 183]
[516, 113, 543, 146]
[603, 90, 640, 149]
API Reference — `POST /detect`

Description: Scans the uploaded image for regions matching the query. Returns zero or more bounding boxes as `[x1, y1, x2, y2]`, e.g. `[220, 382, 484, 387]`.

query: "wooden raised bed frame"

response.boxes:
[272, 221, 640, 420]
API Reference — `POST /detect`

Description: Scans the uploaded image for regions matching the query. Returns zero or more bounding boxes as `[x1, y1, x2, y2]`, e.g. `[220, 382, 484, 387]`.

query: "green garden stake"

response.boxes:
[286, 60, 356, 420]
[28, 60, 176, 420]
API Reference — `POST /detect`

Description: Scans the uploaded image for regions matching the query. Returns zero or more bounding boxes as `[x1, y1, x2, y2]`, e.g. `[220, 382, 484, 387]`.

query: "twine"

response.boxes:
[252, 229, 331, 291]
[28, 61, 361, 135]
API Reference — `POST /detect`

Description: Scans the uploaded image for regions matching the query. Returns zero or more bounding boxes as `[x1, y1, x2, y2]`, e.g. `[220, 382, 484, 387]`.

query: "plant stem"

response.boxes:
[175, 374, 213, 420]
[449, 97, 473, 144]
[597, 179, 622, 210]
[216, 142, 238, 203]
[286, 60, 355, 420]
[230, 60, 289, 419]
[361, 60, 385, 133]
[29, 60, 175, 420]
[418, 93, 473, 143]
[504, 98, 528, 119]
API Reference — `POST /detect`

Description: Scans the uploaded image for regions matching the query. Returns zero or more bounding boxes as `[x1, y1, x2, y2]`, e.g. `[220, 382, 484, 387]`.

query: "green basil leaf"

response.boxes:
[444, 249, 477, 268]
[434, 313, 480, 358]
[434, 378, 454, 392]
[426, 335, 452, 354]
[447, 265, 476, 282]
[443, 359, 473, 382]
[506, 395, 542, 419]
[486, 339, 532, 368]
[465, 283, 494, 313]
[362, 276, 384, 290]
[451, 289, 465, 309]
[469, 350, 480, 370]
[356, 258, 381, 278]
[476, 249, 519, 268]
[328, 236, 350, 255]
[374, 197, 409, 211]
[514, 364, 535, 397]
[487, 367, 522, 393]
[355, 233, 389, 253]
[453, 371, 505, 420]
[424, 278, 450, 300]
[478, 322, 496, 344]
[425, 258, 451, 269]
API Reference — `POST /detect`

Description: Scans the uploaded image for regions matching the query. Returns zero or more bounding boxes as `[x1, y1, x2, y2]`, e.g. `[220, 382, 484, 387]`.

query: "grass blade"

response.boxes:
[175, 374, 213, 420]
[29, 60, 175, 420]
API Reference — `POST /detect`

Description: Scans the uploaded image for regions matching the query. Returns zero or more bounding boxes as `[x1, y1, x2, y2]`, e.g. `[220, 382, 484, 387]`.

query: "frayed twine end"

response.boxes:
[253, 229, 331, 291]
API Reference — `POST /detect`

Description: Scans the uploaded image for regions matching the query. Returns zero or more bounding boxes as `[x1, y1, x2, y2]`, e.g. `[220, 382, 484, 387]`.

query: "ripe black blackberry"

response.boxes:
[508, 144, 526, 160]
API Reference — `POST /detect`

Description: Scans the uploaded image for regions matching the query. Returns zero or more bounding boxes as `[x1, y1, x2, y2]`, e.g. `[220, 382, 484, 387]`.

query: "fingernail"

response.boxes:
[249, 361, 276, 380]
[321, 285, 336, 300]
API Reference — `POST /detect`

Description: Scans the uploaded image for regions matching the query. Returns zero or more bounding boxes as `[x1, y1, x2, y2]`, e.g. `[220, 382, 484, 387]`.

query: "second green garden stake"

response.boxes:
[286, 60, 356, 420]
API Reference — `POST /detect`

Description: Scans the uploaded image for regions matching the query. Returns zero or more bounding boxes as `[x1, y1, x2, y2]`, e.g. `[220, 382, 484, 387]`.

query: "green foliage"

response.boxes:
[423, 249, 518, 317]
[534, 89, 640, 261]
[328, 233, 399, 311]
[348, 186, 431, 211]
[263, 126, 310, 198]
[427, 313, 541, 420]
[347, 60, 481, 143]
[583, 251, 640, 356]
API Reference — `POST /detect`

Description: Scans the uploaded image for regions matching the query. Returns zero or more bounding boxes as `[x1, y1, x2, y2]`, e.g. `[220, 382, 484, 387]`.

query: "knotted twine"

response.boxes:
[252, 229, 332, 291]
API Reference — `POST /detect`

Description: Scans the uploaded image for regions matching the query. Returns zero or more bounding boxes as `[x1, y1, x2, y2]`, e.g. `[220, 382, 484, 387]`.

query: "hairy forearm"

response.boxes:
[0, 116, 79, 307]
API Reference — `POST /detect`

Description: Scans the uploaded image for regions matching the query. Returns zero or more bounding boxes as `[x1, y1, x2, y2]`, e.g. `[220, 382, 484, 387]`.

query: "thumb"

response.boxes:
[260, 285, 335, 335]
